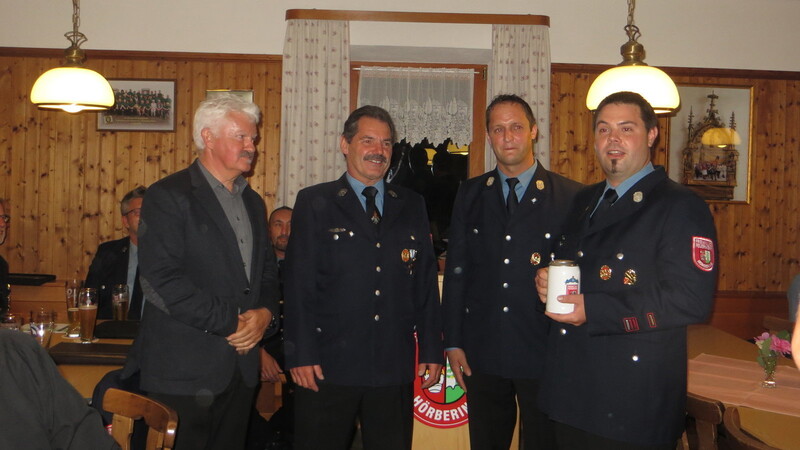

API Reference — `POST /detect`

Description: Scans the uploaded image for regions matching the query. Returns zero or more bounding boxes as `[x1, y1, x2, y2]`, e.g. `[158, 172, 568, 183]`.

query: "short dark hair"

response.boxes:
[485, 94, 536, 131]
[120, 186, 147, 215]
[342, 105, 397, 144]
[269, 206, 293, 222]
[593, 91, 658, 133]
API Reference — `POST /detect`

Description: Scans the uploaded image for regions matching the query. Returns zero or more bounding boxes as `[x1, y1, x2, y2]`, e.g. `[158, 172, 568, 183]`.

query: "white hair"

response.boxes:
[192, 93, 261, 152]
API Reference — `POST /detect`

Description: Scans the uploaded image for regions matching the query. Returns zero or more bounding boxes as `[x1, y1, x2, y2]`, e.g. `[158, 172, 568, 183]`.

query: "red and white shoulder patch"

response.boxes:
[692, 236, 715, 272]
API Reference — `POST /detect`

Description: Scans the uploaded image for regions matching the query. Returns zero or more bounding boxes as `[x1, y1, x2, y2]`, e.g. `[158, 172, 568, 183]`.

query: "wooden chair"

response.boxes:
[677, 392, 724, 450]
[722, 407, 779, 450]
[762, 315, 794, 335]
[103, 388, 178, 450]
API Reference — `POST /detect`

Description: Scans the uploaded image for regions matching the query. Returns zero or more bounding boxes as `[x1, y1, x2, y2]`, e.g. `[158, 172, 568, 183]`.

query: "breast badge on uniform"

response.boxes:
[401, 248, 418, 275]
[623, 269, 637, 285]
[536, 180, 545, 190]
[599, 265, 612, 280]
[692, 236, 715, 272]
[486, 176, 495, 187]
[633, 191, 643, 203]
[530, 252, 541, 266]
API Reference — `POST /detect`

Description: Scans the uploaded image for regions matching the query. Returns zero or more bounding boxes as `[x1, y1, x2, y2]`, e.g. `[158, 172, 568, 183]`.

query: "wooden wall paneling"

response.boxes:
[785, 80, 800, 280]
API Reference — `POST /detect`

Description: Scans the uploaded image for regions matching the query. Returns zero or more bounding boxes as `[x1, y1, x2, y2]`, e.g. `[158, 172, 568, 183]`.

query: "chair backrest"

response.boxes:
[762, 315, 794, 335]
[722, 407, 779, 450]
[103, 388, 178, 450]
[685, 392, 724, 450]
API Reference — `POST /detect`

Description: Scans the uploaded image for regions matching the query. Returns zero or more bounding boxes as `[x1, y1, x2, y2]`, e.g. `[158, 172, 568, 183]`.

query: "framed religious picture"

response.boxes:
[667, 84, 753, 203]
[97, 79, 176, 132]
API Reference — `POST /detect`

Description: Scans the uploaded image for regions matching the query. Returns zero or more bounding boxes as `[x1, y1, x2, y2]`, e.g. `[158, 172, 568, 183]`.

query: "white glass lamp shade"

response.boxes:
[586, 65, 680, 114]
[31, 66, 115, 113]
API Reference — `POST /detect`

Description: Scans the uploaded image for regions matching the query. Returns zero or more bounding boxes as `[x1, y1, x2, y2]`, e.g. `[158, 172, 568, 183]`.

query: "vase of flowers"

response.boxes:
[754, 330, 791, 388]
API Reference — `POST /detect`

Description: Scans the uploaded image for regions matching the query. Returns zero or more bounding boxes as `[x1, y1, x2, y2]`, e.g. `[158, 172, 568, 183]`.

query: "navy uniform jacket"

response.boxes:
[442, 163, 581, 379]
[540, 167, 717, 446]
[284, 175, 443, 387]
[132, 160, 280, 396]
[85, 237, 132, 320]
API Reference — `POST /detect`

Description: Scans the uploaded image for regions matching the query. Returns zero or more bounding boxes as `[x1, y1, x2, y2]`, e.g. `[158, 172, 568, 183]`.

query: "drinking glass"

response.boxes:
[112, 284, 129, 321]
[65, 279, 82, 338]
[29, 308, 55, 347]
[78, 287, 98, 343]
[0, 283, 20, 330]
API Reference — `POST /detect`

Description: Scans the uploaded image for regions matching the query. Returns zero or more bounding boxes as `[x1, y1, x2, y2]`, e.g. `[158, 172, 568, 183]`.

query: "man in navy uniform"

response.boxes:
[442, 94, 581, 449]
[85, 186, 147, 320]
[284, 105, 443, 450]
[535, 91, 718, 449]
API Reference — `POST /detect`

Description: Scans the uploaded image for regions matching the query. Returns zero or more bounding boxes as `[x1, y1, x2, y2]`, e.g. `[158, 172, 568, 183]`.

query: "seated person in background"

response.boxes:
[0, 329, 118, 449]
[85, 186, 147, 320]
[788, 273, 800, 321]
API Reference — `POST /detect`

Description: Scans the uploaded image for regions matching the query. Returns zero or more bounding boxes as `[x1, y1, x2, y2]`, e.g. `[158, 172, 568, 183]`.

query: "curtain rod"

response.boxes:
[286, 9, 549, 26]
[355, 67, 480, 75]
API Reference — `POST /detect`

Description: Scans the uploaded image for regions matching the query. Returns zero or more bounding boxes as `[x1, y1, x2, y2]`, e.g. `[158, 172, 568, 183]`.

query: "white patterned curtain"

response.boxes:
[488, 24, 551, 170]
[357, 67, 474, 146]
[279, 19, 350, 206]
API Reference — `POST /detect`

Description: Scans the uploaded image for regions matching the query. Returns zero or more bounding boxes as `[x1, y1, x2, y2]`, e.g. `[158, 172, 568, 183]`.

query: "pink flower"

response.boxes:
[754, 332, 771, 343]
[771, 337, 792, 355]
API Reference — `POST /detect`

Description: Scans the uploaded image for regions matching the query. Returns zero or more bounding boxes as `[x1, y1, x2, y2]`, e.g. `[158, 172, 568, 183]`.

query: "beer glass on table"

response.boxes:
[78, 287, 98, 343]
[112, 284, 129, 321]
[65, 279, 82, 338]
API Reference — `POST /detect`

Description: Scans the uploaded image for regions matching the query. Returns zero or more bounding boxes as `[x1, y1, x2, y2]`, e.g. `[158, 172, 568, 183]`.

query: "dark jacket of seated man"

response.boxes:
[0, 329, 119, 449]
[85, 236, 141, 320]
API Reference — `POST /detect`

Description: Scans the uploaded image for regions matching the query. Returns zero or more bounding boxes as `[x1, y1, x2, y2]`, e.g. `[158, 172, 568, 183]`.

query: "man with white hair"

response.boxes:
[130, 94, 280, 449]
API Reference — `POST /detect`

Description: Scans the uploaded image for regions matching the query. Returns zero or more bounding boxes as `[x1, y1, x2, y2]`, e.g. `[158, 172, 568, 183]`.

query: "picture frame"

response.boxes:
[667, 84, 753, 203]
[205, 89, 254, 102]
[97, 79, 176, 132]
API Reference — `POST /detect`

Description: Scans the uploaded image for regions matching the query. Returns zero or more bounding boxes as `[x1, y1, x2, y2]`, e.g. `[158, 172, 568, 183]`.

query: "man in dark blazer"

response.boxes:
[284, 106, 443, 450]
[535, 92, 718, 449]
[85, 186, 147, 320]
[134, 94, 279, 450]
[442, 94, 581, 449]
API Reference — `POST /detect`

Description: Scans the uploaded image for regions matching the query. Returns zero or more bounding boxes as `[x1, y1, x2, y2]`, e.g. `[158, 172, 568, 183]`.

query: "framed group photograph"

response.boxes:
[667, 84, 753, 203]
[97, 79, 176, 132]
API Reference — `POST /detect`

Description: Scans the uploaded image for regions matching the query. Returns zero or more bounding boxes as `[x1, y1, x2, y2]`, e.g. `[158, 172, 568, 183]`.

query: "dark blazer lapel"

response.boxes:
[482, 170, 508, 225]
[244, 188, 265, 284]
[332, 176, 375, 237]
[380, 186, 403, 231]
[188, 161, 249, 282]
[587, 168, 667, 233]
[517, 163, 547, 215]
[114, 238, 131, 283]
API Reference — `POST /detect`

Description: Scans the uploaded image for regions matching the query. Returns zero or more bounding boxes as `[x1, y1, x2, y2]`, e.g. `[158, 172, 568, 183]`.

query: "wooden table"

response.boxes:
[687, 324, 799, 449]
[50, 332, 131, 399]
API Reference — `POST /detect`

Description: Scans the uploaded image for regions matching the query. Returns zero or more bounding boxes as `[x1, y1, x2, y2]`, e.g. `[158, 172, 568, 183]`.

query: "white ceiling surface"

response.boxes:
[1, 0, 799, 71]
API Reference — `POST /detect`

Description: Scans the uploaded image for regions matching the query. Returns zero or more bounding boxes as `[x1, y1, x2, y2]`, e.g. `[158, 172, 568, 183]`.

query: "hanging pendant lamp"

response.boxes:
[30, 0, 114, 113]
[586, 0, 679, 114]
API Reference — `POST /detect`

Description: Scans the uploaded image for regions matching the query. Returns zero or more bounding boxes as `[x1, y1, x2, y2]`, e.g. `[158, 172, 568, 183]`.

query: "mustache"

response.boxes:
[240, 151, 255, 160]
[363, 154, 387, 164]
